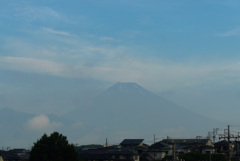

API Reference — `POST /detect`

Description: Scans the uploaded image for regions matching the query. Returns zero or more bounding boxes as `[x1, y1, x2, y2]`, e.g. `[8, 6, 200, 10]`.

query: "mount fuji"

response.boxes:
[63, 82, 222, 141]
[0, 82, 223, 147]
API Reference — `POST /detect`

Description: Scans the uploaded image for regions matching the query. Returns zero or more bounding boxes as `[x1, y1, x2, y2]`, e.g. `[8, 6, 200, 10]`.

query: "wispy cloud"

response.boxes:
[14, 4, 61, 22]
[0, 57, 72, 77]
[100, 37, 117, 42]
[218, 27, 240, 37]
[1, 55, 240, 91]
[42, 27, 70, 36]
[2, 23, 240, 92]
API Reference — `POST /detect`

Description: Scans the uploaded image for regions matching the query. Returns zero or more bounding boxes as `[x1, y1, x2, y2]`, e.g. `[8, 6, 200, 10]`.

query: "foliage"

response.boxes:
[29, 132, 79, 161]
[163, 153, 227, 161]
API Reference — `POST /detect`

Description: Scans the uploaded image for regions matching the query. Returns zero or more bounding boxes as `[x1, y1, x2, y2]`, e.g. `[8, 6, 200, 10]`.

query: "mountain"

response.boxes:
[0, 83, 223, 148]
[64, 82, 222, 140]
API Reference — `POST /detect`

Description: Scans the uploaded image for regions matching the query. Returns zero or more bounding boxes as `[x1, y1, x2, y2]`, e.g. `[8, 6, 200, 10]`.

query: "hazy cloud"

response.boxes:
[0, 57, 72, 77]
[27, 115, 50, 130]
[1, 55, 240, 91]
[71, 122, 83, 129]
[26, 115, 62, 131]
[159, 127, 186, 137]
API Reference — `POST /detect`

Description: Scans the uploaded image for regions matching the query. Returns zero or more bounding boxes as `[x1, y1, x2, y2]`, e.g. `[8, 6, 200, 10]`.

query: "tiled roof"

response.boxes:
[120, 139, 144, 145]
[149, 142, 171, 149]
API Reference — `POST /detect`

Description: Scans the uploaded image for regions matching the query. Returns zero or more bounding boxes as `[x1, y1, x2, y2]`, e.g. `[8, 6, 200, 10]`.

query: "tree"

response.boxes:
[29, 132, 79, 161]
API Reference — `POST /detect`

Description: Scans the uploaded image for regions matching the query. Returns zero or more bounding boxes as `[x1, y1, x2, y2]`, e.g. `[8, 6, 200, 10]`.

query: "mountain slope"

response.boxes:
[64, 82, 222, 139]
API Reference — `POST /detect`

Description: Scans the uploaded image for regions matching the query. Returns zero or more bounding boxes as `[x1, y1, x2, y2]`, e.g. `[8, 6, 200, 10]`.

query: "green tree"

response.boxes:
[29, 132, 79, 161]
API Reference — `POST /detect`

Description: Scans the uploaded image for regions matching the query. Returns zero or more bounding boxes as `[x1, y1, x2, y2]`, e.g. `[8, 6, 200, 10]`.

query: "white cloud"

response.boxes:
[26, 115, 62, 131]
[27, 115, 50, 130]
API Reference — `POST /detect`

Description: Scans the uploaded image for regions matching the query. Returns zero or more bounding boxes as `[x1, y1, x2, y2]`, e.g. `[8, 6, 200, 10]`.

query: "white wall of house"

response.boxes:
[148, 151, 166, 160]
[133, 154, 140, 161]
[202, 148, 215, 154]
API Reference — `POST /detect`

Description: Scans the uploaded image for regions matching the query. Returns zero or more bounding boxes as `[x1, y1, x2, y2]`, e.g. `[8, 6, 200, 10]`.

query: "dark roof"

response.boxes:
[9, 149, 27, 153]
[149, 142, 171, 150]
[78, 149, 138, 160]
[120, 139, 144, 146]
[0, 151, 20, 160]
[162, 139, 210, 145]
[214, 140, 229, 145]
[108, 150, 138, 155]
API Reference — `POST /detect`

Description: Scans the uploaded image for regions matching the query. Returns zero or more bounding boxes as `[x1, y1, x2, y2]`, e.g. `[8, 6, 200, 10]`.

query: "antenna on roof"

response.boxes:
[154, 134, 155, 144]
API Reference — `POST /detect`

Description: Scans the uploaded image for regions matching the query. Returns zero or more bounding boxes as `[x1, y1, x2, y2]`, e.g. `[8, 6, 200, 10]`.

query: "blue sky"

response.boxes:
[1, 0, 240, 122]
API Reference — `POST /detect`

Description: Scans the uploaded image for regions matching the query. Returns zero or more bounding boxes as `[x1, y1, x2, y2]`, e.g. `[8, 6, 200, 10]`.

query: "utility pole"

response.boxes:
[208, 132, 212, 140]
[105, 138, 108, 147]
[219, 125, 240, 161]
[212, 128, 219, 144]
[172, 141, 175, 161]
[154, 134, 156, 161]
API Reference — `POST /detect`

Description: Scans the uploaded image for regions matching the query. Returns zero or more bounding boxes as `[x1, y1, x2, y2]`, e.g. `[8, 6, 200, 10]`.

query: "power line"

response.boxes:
[219, 125, 240, 161]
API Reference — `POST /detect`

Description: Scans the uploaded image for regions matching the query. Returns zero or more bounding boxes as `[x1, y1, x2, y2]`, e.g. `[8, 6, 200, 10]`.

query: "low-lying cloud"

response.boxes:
[26, 115, 62, 131]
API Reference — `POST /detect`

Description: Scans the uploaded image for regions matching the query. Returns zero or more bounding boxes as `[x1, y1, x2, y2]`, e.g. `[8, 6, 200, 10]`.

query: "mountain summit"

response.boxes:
[106, 82, 153, 96]
[101, 82, 157, 99]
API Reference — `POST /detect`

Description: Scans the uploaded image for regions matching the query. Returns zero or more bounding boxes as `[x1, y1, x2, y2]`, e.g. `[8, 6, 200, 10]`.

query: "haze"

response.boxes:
[1, 0, 240, 147]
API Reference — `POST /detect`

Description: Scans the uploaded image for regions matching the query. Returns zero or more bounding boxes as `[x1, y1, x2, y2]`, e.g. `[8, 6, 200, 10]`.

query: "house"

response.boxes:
[148, 142, 172, 160]
[78, 148, 140, 161]
[0, 150, 29, 161]
[78, 139, 145, 161]
[161, 139, 213, 147]
[200, 145, 215, 154]
[0, 150, 21, 161]
[8, 149, 29, 161]
[120, 139, 144, 149]
[214, 140, 233, 154]
[108, 150, 140, 161]
[174, 145, 197, 155]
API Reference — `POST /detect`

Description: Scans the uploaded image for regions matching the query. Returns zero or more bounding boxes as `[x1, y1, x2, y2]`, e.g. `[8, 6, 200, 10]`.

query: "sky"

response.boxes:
[1, 0, 240, 133]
